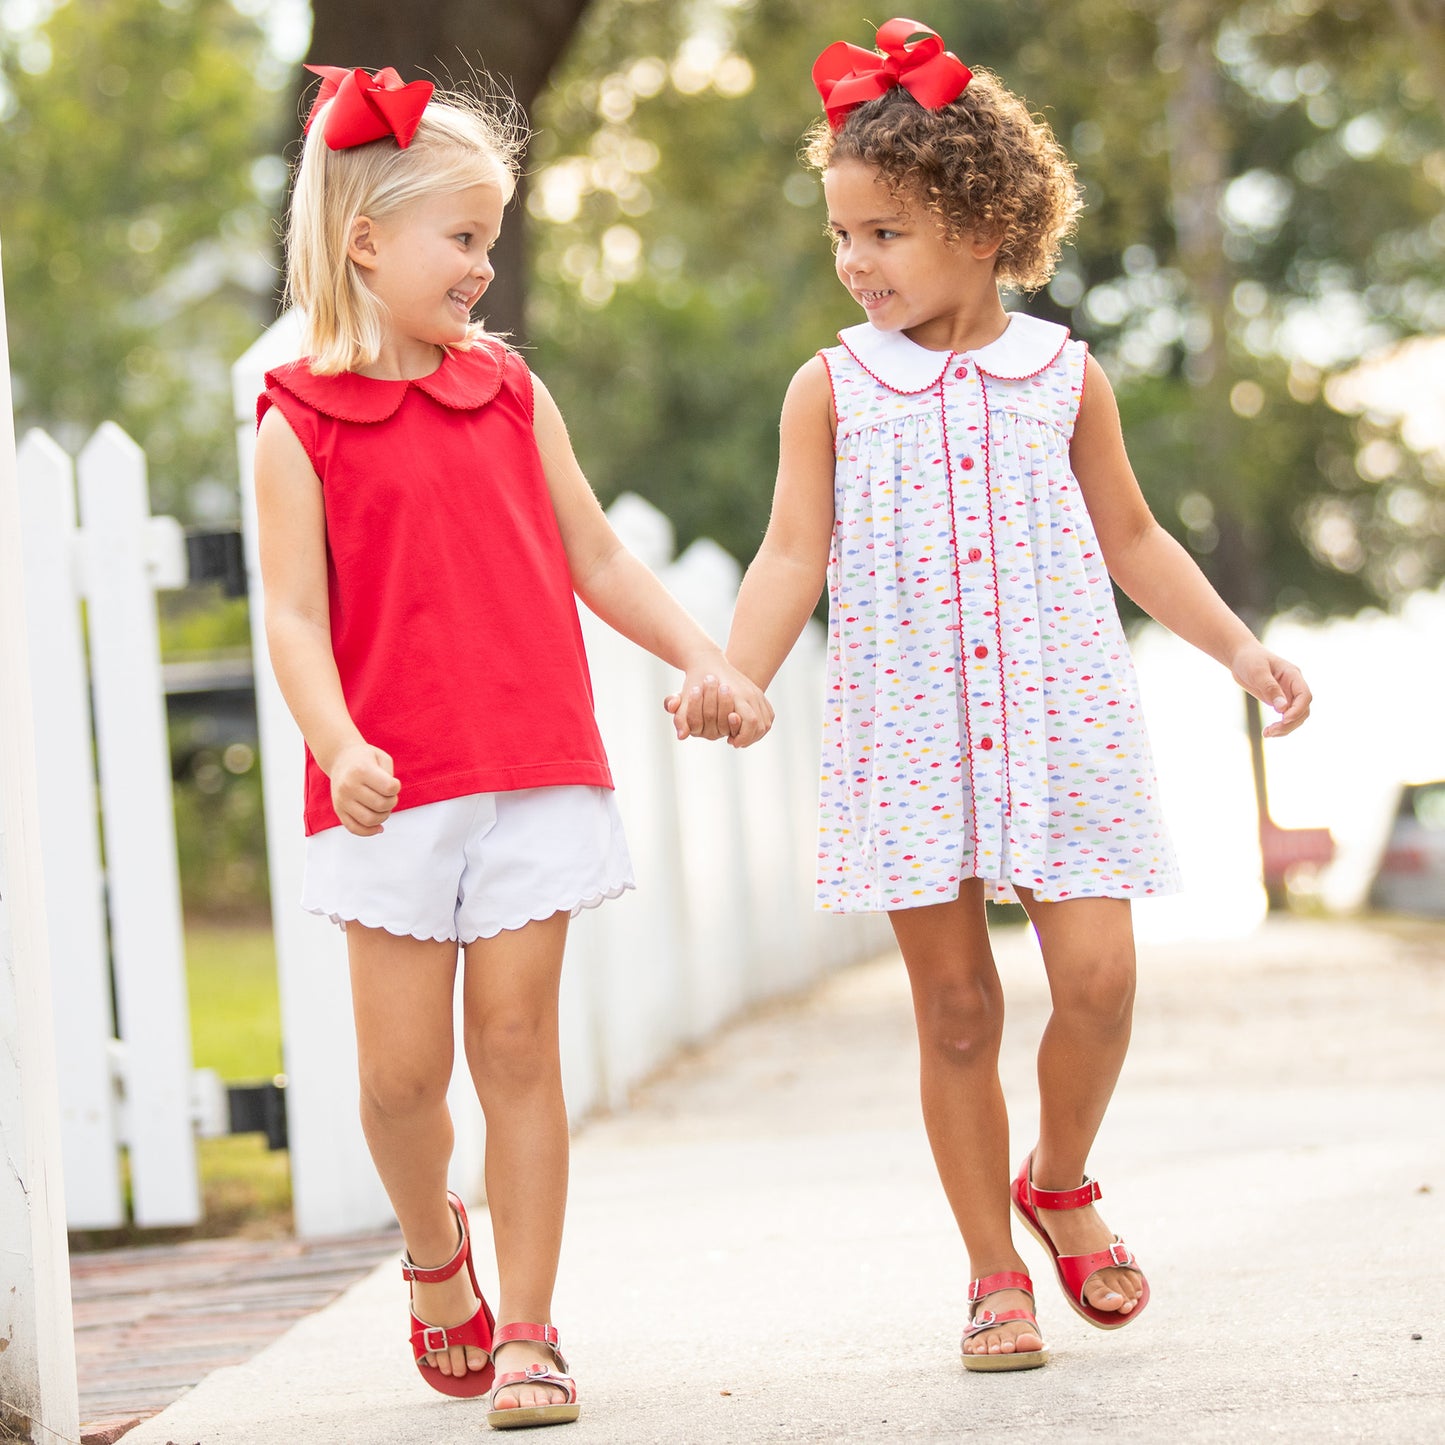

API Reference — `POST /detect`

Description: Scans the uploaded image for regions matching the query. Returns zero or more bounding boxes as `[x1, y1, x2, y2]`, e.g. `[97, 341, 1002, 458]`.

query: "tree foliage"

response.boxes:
[0, 0, 282, 517]
[525, 0, 1445, 619]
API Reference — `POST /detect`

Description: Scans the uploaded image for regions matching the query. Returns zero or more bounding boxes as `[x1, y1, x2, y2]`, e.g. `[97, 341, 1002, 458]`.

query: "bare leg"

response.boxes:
[462, 910, 571, 1410]
[1017, 890, 1144, 1315]
[889, 884, 1043, 1358]
[348, 926, 488, 1381]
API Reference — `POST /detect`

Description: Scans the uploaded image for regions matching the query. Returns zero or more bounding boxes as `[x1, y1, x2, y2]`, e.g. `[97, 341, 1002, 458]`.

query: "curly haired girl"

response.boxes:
[676, 17, 1311, 1371]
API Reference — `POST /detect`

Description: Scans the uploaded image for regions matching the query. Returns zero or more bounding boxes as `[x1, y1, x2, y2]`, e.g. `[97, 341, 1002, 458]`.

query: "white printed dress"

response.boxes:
[816, 312, 1180, 911]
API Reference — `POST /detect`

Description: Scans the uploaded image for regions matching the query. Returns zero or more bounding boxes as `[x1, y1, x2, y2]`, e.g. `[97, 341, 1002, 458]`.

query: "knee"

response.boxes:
[358, 1058, 451, 1121]
[1053, 954, 1135, 1031]
[466, 1010, 558, 1089]
[915, 976, 1004, 1067]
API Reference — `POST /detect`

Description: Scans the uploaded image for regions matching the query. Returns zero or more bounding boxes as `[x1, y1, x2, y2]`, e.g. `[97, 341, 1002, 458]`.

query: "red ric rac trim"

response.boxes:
[1068, 341, 1089, 434]
[979, 372, 1011, 818]
[973, 328, 1071, 382]
[817, 350, 842, 432]
[837, 334, 953, 396]
[937, 373, 979, 879]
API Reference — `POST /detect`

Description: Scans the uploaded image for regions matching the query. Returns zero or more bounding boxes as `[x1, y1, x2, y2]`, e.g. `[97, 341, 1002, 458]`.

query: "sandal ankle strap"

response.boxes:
[968, 1270, 1034, 1302]
[1025, 1175, 1102, 1212]
[401, 1191, 470, 1284]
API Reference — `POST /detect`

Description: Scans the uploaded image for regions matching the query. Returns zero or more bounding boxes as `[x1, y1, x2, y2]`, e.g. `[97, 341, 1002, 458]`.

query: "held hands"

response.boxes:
[663, 659, 774, 748]
[1231, 643, 1312, 738]
[328, 740, 401, 835]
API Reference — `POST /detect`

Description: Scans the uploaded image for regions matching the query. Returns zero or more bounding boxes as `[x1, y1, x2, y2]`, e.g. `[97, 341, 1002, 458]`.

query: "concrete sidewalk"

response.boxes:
[122, 918, 1445, 1444]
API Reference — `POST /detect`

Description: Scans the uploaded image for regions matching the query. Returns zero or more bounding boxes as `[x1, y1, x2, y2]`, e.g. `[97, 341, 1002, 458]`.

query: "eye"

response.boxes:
[455, 231, 474, 246]
[876, 228, 900, 241]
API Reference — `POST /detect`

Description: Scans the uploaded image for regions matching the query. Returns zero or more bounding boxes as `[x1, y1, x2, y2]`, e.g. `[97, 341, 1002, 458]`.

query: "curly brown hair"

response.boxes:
[803, 72, 1082, 291]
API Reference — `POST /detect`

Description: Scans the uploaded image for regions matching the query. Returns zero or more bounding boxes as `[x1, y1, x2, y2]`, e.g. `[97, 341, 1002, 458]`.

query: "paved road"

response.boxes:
[122, 917, 1445, 1443]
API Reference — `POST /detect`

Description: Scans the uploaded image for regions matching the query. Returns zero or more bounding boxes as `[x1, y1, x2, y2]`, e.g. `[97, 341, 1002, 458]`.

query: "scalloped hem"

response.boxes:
[302, 905, 460, 942]
[460, 875, 635, 943]
[304, 875, 635, 943]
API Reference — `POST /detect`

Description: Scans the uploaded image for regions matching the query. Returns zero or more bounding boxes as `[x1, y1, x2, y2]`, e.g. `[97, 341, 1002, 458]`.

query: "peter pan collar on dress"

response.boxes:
[262, 338, 506, 424]
[836, 311, 1070, 395]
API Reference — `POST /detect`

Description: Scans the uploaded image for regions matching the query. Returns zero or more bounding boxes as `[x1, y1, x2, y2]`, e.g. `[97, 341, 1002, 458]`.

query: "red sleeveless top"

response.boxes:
[258, 341, 613, 835]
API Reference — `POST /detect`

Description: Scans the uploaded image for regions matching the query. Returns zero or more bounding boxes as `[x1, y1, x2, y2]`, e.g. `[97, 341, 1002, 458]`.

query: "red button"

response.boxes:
[974, 645, 989, 659]
[967, 547, 983, 563]
[978, 737, 994, 751]
[954, 364, 968, 378]
[960, 456, 975, 470]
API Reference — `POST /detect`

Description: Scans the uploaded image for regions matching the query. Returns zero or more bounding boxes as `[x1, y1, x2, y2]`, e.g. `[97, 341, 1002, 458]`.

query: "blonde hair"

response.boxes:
[285, 87, 527, 374]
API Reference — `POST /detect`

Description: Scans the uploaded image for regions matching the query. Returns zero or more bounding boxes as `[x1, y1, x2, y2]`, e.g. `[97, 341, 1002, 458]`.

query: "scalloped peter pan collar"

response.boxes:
[836, 311, 1071, 394]
[263, 339, 507, 424]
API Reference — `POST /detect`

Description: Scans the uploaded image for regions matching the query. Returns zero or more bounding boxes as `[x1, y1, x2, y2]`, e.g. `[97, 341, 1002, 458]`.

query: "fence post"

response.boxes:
[577, 494, 688, 1105]
[232, 315, 394, 1235]
[17, 429, 124, 1228]
[77, 422, 200, 1226]
[0, 233, 80, 1444]
[662, 537, 754, 1034]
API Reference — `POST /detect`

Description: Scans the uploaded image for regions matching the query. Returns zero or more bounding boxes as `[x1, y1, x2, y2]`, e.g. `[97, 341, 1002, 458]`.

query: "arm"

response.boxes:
[530, 373, 774, 745]
[1070, 353, 1311, 737]
[723, 356, 838, 690]
[253, 407, 401, 833]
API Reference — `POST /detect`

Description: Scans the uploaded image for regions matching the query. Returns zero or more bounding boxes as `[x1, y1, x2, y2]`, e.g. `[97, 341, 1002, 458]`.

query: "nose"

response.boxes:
[472, 253, 494, 284]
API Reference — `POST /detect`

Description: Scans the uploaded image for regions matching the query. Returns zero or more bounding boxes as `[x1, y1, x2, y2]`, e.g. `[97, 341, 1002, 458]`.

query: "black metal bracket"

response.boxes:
[226, 1079, 288, 1151]
[185, 528, 248, 598]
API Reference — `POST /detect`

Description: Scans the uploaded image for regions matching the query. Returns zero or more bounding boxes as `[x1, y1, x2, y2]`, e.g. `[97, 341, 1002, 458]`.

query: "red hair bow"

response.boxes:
[812, 18, 972, 130]
[303, 64, 434, 150]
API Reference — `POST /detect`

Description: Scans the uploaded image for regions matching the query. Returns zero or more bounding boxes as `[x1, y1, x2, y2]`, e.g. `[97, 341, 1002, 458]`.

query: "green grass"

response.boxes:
[186, 921, 285, 1082]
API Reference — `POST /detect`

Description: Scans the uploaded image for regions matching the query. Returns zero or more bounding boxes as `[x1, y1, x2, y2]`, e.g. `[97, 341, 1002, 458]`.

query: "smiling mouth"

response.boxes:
[448, 288, 479, 311]
[857, 288, 894, 306]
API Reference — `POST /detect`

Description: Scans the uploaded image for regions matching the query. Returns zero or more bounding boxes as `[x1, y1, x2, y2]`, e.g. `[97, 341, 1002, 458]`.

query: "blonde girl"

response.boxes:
[256, 65, 769, 1429]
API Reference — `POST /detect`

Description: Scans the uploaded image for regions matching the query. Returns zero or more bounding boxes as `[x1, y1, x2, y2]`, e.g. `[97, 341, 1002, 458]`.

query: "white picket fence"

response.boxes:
[233, 314, 889, 1235]
[7, 319, 886, 1242]
[17, 425, 203, 1229]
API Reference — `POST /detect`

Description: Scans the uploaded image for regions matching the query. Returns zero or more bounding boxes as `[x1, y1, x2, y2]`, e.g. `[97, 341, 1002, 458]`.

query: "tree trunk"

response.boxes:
[303, 0, 595, 341]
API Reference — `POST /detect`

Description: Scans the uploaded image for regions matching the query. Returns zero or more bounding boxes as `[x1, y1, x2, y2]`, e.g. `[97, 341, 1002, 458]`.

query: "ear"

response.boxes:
[347, 215, 380, 271]
[969, 229, 1004, 261]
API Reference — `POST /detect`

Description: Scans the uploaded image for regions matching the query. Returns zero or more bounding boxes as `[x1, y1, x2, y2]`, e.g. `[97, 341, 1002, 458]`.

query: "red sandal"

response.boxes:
[486, 1322, 580, 1430]
[960, 1270, 1049, 1372]
[404, 1191, 497, 1397]
[1011, 1151, 1149, 1330]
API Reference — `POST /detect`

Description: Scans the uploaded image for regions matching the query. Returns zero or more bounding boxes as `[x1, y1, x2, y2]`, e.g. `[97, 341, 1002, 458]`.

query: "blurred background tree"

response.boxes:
[0, 0, 286, 519]
[525, 0, 1445, 620]
[5, 0, 1441, 600]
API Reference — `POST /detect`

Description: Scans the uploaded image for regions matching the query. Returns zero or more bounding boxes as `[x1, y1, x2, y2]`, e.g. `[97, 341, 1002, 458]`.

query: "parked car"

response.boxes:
[1368, 780, 1445, 917]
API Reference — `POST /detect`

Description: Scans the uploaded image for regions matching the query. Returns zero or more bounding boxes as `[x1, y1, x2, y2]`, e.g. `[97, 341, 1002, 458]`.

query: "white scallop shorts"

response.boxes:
[302, 785, 634, 944]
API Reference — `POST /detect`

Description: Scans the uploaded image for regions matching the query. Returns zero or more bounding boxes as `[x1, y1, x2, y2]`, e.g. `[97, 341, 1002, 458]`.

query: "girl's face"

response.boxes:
[824, 157, 1001, 350]
[349, 180, 505, 369]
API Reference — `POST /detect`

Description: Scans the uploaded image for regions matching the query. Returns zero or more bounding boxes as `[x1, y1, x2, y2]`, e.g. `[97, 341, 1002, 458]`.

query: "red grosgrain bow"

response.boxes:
[303, 64, 434, 150]
[812, 18, 972, 130]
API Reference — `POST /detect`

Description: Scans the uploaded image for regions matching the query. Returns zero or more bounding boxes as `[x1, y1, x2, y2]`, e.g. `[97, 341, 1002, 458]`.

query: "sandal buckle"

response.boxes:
[1109, 1241, 1134, 1267]
[421, 1326, 451, 1353]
